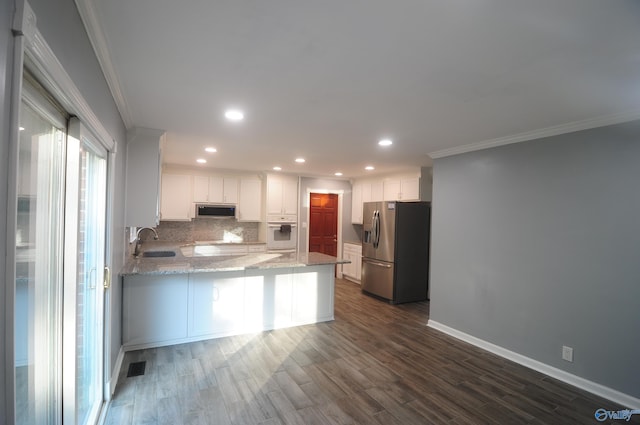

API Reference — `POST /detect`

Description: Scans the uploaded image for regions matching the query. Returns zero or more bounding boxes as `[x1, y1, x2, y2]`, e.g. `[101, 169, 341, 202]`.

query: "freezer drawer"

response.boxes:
[361, 258, 394, 301]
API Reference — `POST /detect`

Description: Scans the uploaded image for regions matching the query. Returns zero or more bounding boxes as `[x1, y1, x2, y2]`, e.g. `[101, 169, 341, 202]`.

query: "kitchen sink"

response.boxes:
[141, 250, 176, 258]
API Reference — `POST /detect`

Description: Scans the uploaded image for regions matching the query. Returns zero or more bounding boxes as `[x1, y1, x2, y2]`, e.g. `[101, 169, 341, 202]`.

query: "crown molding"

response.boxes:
[429, 109, 640, 159]
[74, 0, 133, 128]
[19, 1, 115, 152]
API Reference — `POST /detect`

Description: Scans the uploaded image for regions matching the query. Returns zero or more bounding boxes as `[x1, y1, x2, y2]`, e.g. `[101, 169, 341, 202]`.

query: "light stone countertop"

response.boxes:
[121, 241, 348, 276]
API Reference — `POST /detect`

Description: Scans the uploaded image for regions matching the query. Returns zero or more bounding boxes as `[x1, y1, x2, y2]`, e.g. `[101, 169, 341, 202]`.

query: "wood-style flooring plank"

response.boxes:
[104, 278, 631, 425]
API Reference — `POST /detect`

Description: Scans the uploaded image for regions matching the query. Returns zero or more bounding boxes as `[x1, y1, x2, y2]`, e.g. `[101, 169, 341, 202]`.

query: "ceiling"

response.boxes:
[78, 0, 640, 178]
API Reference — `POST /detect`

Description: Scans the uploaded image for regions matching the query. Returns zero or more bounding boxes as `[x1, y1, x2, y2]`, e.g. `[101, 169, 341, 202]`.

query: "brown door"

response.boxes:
[309, 193, 338, 256]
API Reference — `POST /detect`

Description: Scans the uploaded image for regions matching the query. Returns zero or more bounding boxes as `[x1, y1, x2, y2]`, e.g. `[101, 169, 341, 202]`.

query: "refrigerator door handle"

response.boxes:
[371, 210, 377, 248]
[374, 210, 381, 248]
[363, 259, 392, 268]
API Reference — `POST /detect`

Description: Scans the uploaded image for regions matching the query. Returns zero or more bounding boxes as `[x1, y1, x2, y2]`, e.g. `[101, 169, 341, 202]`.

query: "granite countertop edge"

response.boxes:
[120, 243, 348, 277]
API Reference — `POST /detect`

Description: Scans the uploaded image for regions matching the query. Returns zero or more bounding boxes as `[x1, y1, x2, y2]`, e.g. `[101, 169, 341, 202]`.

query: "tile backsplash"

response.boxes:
[138, 219, 260, 243]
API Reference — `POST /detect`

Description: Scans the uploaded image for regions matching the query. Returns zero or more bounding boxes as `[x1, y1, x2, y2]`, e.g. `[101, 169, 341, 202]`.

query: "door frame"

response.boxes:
[303, 188, 344, 278]
[6, 2, 117, 423]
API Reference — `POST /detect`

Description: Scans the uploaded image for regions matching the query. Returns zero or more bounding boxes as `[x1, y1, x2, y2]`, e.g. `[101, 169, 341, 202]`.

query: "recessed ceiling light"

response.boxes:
[273, 166, 282, 171]
[365, 166, 375, 171]
[379, 138, 393, 146]
[19, 126, 25, 131]
[335, 172, 343, 176]
[205, 147, 217, 153]
[224, 109, 244, 122]
[196, 158, 207, 164]
[295, 158, 305, 163]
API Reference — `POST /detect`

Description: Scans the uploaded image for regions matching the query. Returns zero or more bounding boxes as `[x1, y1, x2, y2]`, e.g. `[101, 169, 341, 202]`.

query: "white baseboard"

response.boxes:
[427, 320, 640, 409]
[107, 346, 125, 399]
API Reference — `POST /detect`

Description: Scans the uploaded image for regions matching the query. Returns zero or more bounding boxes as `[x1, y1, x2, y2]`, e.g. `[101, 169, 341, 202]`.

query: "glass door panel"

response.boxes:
[15, 91, 67, 425]
[76, 133, 107, 425]
[63, 120, 108, 425]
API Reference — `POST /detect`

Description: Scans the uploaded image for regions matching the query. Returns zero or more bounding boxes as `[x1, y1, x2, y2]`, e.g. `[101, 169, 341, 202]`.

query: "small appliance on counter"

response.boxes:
[361, 201, 430, 304]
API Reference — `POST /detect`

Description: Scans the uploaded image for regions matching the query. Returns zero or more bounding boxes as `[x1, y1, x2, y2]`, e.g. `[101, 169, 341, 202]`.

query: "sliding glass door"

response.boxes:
[15, 80, 67, 425]
[64, 120, 108, 425]
[16, 76, 109, 425]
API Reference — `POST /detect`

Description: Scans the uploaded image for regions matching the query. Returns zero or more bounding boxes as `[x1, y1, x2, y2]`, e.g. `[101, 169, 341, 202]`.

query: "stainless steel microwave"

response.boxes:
[195, 204, 236, 218]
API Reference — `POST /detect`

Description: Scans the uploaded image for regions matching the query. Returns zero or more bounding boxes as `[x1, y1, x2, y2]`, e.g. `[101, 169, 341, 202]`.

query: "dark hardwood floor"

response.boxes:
[105, 279, 637, 424]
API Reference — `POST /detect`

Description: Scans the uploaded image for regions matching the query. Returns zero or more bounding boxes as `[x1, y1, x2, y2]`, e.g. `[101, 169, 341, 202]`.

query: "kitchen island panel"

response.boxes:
[122, 274, 189, 347]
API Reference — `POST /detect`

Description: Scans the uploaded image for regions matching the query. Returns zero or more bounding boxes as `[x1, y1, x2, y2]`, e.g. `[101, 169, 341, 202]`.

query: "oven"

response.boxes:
[266, 222, 297, 252]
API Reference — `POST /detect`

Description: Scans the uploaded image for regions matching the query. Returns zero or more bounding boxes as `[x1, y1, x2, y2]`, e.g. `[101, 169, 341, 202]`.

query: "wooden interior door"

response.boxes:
[309, 193, 338, 256]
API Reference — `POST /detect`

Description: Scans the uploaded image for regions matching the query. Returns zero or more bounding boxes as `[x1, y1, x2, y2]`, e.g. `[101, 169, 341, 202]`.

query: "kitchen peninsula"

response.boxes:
[120, 243, 348, 350]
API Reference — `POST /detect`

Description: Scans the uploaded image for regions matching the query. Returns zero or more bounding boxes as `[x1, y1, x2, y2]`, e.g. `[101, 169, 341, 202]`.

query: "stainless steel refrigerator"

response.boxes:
[361, 201, 430, 304]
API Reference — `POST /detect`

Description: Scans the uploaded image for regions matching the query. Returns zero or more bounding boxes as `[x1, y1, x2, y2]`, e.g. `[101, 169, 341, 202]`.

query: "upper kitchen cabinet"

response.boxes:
[351, 180, 383, 224]
[237, 177, 262, 222]
[193, 176, 238, 204]
[125, 128, 164, 227]
[383, 176, 420, 201]
[266, 174, 298, 221]
[160, 173, 192, 220]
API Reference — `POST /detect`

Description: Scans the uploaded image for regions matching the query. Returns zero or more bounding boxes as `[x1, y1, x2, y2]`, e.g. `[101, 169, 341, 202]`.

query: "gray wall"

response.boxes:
[1, 2, 13, 423]
[298, 177, 360, 252]
[429, 120, 640, 398]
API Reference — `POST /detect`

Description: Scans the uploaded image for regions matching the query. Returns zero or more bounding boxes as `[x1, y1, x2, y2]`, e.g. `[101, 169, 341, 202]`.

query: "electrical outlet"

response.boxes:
[562, 345, 574, 362]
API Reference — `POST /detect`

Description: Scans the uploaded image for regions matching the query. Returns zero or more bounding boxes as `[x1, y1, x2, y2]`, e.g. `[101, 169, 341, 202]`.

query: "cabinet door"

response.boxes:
[193, 175, 210, 202]
[189, 272, 245, 337]
[122, 275, 189, 346]
[238, 178, 262, 221]
[351, 183, 363, 224]
[383, 179, 401, 201]
[292, 266, 334, 324]
[282, 177, 298, 215]
[355, 247, 362, 282]
[400, 177, 420, 200]
[208, 176, 224, 203]
[245, 269, 293, 331]
[370, 180, 383, 202]
[342, 247, 355, 278]
[125, 128, 163, 227]
[161, 174, 192, 220]
[266, 178, 284, 215]
[223, 177, 239, 204]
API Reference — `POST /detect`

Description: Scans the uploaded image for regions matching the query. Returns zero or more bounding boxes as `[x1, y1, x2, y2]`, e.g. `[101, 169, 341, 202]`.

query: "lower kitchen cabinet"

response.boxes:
[122, 264, 335, 349]
[189, 271, 245, 337]
[122, 274, 189, 346]
[342, 243, 362, 283]
[245, 269, 294, 331]
[292, 266, 334, 323]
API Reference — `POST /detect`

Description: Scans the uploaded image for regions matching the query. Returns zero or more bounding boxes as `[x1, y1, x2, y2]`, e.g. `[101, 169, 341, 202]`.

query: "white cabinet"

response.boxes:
[342, 243, 362, 283]
[266, 174, 298, 221]
[351, 183, 363, 224]
[193, 176, 238, 204]
[351, 180, 382, 224]
[189, 271, 245, 337]
[122, 264, 336, 349]
[125, 128, 164, 227]
[122, 274, 189, 346]
[292, 266, 335, 324]
[160, 173, 192, 220]
[238, 177, 262, 221]
[383, 177, 420, 201]
[245, 269, 293, 331]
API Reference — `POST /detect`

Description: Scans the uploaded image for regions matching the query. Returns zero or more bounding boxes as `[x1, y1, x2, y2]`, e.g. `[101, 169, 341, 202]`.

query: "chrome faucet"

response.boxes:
[134, 227, 159, 257]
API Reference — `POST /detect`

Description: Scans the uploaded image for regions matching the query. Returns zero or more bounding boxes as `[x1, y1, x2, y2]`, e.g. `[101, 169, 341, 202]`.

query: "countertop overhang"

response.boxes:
[121, 242, 349, 276]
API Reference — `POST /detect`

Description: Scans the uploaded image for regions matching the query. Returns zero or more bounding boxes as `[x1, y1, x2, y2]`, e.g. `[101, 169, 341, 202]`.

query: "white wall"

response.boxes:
[429, 120, 640, 399]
